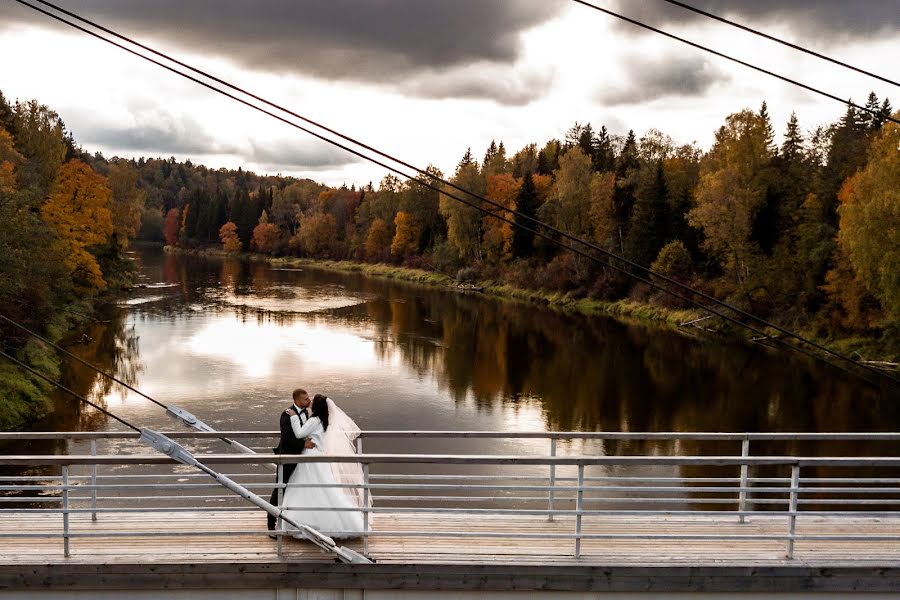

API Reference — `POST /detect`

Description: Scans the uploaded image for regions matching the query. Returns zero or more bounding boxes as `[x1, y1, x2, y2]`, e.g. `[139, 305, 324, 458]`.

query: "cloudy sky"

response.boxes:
[1, 1, 897, 186]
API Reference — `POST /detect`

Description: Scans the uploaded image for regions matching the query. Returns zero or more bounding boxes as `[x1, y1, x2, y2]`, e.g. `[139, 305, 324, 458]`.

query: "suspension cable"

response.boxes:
[661, 0, 899, 88]
[569, 0, 898, 125]
[9, 0, 897, 386]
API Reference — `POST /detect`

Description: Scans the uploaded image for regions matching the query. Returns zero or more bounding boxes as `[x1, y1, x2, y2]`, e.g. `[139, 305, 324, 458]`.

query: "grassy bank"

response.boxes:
[165, 245, 900, 368]
[166, 246, 708, 329]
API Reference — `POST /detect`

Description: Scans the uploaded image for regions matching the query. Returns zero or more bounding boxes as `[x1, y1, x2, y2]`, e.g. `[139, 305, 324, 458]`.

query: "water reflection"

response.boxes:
[18, 245, 900, 465]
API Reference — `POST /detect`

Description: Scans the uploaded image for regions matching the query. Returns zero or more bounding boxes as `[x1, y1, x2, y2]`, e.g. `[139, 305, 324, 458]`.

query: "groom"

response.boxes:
[267, 388, 312, 533]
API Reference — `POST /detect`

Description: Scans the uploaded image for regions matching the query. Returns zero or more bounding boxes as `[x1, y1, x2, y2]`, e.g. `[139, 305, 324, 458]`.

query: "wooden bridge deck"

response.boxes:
[4, 511, 900, 566]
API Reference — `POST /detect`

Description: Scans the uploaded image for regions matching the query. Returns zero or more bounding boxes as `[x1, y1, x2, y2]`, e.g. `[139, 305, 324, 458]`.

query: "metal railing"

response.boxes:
[1, 431, 899, 561]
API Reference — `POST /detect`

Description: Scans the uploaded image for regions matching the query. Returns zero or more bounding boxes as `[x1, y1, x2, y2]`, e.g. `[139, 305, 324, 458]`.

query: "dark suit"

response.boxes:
[267, 406, 308, 531]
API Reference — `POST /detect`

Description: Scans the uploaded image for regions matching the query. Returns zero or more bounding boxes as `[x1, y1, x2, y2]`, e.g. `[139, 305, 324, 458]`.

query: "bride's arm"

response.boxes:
[289, 414, 318, 439]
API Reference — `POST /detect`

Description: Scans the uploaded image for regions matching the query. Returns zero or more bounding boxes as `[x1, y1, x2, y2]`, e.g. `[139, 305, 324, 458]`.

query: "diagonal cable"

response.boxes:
[661, 0, 898, 88]
[9, 0, 897, 386]
[569, 0, 898, 125]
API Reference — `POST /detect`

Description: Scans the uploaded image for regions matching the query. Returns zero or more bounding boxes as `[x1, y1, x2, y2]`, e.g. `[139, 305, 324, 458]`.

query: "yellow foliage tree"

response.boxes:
[391, 211, 421, 260]
[41, 159, 112, 291]
[365, 218, 391, 262]
[588, 171, 617, 249]
[107, 162, 145, 248]
[831, 116, 900, 323]
[219, 221, 242, 252]
[293, 212, 337, 257]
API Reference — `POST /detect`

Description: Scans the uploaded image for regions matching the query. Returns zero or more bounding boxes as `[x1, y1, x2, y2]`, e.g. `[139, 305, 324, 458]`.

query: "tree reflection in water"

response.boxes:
[9, 247, 898, 508]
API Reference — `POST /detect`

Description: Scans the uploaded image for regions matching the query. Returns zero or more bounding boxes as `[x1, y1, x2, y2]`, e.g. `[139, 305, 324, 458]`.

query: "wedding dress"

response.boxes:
[279, 399, 367, 539]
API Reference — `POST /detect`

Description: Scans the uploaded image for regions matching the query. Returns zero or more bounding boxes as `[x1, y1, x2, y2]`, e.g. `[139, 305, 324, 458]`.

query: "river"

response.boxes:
[14, 243, 891, 455]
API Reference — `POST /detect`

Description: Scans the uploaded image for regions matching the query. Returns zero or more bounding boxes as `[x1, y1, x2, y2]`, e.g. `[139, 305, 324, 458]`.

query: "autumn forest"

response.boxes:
[0, 88, 897, 426]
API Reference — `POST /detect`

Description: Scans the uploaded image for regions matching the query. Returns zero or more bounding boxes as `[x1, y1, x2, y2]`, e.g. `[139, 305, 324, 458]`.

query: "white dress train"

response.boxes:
[279, 414, 365, 539]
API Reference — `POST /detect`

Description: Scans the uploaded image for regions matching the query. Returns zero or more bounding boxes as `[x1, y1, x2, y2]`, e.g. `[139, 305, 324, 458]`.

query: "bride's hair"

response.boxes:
[311, 394, 329, 430]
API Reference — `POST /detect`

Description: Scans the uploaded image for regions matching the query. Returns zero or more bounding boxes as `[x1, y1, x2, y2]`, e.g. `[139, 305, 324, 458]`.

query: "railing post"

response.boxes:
[90, 440, 98, 522]
[738, 437, 750, 523]
[786, 464, 800, 559]
[574, 463, 584, 558]
[362, 462, 370, 556]
[547, 437, 557, 522]
[61, 465, 70, 558]
[276, 463, 283, 556]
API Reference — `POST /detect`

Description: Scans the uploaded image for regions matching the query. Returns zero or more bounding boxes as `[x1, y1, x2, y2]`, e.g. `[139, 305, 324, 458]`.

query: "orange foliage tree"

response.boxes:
[364, 218, 391, 262]
[482, 174, 520, 262]
[251, 222, 281, 254]
[390, 211, 421, 260]
[0, 128, 23, 195]
[219, 221, 242, 252]
[163, 208, 180, 246]
[41, 159, 112, 291]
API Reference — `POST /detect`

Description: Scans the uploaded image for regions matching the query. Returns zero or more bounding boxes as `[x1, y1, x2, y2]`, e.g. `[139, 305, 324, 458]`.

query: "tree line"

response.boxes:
[159, 95, 896, 355]
[0, 89, 897, 425]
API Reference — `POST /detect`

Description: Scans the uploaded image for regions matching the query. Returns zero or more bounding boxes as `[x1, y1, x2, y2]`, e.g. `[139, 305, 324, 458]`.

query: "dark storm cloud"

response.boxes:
[1, 1, 562, 102]
[607, 1, 900, 39]
[595, 55, 729, 105]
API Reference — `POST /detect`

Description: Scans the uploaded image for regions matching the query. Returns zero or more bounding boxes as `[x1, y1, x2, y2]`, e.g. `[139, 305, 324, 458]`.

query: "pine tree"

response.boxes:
[592, 125, 614, 172]
[624, 161, 670, 266]
[876, 97, 893, 130]
[458, 147, 475, 171]
[863, 92, 881, 130]
[232, 188, 257, 245]
[564, 122, 583, 148]
[183, 200, 200, 240]
[780, 112, 804, 164]
[483, 140, 497, 167]
[536, 149, 551, 176]
[512, 172, 538, 258]
[578, 123, 594, 158]
[613, 130, 640, 241]
[0, 91, 14, 137]
[759, 101, 776, 156]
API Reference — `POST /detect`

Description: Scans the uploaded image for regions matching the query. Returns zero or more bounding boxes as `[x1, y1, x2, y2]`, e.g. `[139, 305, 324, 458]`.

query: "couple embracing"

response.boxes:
[267, 389, 368, 538]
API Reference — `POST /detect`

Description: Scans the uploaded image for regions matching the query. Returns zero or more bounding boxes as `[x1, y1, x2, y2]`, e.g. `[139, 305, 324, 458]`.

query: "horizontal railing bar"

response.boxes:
[6, 505, 900, 517]
[93, 473, 271, 480]
[7, 454, 900, 467]
[797, 499, 900, 505]
[60, 494, 772, 504]
[5, 530, 900, 543]
[0, 497, 58, 502]
[31, 473, 896, 484]
[3, 430, 900, 441]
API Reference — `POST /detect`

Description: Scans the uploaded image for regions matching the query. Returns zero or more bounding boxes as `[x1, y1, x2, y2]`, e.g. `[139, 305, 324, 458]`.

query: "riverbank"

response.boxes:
[163, 246, 741, 334]
[0, 256, 138, 431]
[164, 245, 899, 368]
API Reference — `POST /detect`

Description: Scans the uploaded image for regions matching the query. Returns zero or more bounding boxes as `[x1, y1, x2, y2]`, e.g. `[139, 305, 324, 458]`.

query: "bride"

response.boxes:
[279, 394, 368, 538]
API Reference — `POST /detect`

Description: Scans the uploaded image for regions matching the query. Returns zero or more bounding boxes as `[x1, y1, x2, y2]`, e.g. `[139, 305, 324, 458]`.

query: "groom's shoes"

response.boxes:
[267, 530, 277, 540]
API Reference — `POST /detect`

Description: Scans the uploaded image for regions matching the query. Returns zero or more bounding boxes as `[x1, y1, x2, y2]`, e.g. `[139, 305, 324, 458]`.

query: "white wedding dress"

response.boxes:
[278, 401, 366, 539]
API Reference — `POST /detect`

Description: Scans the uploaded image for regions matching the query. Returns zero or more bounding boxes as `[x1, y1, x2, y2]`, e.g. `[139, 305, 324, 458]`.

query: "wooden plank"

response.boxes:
[2, 511, 900, 567]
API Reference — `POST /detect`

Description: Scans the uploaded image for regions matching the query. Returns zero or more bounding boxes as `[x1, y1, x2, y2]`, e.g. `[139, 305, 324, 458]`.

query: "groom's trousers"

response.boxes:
[267, 462, 298, 531]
